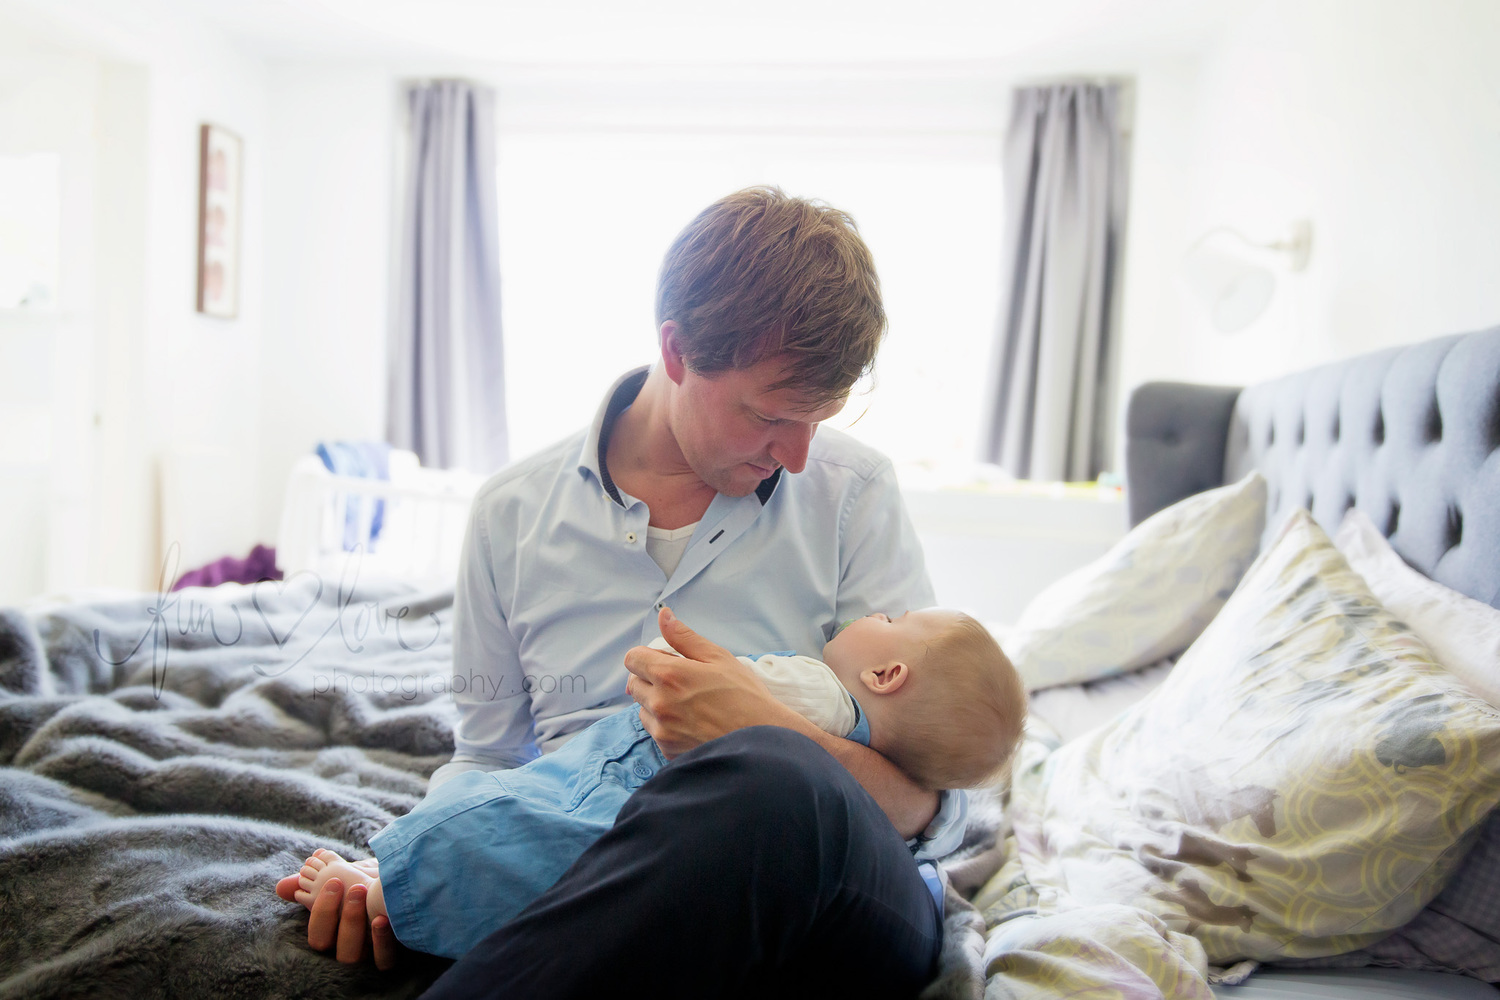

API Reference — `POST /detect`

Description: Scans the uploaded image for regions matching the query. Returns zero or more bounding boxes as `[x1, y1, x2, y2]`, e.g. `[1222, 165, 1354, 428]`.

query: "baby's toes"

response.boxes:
[316, 848, 346, 863]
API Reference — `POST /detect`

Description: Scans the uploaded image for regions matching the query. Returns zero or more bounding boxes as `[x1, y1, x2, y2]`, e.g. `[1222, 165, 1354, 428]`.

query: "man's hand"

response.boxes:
[275, 868, 401, 969]
[626, 607, 937, 837]
[624, 607, 797, 758]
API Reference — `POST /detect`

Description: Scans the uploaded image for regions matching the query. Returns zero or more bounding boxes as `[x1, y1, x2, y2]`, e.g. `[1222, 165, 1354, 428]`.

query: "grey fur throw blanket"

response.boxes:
[0, 575, 456, 998]
[0, 575, 1007, 999]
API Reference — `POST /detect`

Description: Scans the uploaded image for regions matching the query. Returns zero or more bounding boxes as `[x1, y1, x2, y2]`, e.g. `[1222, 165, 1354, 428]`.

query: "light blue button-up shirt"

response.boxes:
[432, 367, 965, 856]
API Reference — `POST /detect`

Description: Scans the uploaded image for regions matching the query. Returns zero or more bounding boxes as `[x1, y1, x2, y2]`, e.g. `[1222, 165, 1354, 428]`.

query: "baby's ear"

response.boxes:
[862, 661, 909, 695]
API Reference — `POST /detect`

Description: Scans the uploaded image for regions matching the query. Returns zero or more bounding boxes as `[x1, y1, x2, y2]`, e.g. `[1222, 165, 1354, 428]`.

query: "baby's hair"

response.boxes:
[881, 614, 1027, 791]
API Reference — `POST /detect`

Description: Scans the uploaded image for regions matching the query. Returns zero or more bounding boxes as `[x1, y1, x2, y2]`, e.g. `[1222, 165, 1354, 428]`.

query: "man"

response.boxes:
[278, 187, 962, 997]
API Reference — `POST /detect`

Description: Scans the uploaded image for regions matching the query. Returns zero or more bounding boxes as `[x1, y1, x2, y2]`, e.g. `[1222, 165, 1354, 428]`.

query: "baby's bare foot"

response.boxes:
[298, 848, 379, 878]
[295, 849, 387, 924]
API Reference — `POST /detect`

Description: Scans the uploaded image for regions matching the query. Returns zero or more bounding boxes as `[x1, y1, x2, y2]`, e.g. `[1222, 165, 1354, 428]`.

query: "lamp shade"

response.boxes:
[1180, 243, 1276, 333]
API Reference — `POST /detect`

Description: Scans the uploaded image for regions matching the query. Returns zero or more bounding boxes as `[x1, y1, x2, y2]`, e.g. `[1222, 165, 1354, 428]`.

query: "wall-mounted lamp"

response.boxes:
[1181, 220, 1313, 333]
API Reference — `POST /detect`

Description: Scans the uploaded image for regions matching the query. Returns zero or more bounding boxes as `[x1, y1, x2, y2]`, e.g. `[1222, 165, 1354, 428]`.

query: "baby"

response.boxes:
[286, 606, 1024, 959]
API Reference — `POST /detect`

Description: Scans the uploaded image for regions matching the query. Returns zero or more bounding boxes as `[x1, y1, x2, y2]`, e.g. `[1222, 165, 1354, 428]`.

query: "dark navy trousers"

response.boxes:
[420, 725, 943, 1000]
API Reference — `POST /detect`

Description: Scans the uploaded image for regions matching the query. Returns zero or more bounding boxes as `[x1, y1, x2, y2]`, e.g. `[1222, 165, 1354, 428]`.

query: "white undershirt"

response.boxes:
[645, 521, 699, 578]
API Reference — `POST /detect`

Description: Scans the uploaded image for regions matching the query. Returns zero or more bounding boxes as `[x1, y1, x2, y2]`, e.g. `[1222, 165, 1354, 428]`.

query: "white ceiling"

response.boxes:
[111, 0, 1247, 67]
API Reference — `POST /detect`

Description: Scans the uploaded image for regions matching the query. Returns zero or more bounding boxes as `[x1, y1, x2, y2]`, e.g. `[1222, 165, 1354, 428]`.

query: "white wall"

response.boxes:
[1127, 0, 1500, 390]
[257, 64, 394, 544]
[137, 13, 268, 583]
[1, 0, 268, 592]
[0, 25, 102, 603]
[89, 59, 149, 589]
[7, 0, 1500, 602]
[979, 0, 1500, 458]
[909, 488, 1127, 623]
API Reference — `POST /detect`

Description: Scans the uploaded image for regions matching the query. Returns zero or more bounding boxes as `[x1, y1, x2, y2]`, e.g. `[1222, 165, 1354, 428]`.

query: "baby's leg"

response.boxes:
[295, 848, 387, 923]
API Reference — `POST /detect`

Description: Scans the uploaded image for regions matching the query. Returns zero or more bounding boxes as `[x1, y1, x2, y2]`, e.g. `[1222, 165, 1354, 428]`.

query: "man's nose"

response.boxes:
[768, 423, 815, 474]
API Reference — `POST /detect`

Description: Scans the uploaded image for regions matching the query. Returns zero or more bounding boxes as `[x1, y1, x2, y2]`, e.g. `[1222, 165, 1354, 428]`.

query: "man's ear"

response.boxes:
[861, 661, 909, 695]
[660, 321, 687, 385]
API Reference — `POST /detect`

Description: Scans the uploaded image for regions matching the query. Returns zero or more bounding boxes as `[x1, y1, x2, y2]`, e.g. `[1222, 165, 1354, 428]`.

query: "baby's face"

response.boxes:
[822, 608, 962, 687]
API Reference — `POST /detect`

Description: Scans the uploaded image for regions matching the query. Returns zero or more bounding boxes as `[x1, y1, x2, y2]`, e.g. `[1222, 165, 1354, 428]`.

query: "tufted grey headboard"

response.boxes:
[1125, 326, 1500, 610]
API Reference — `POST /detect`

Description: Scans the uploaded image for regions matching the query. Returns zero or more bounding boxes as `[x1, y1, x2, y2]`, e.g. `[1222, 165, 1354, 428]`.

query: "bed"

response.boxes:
[1151, 326, 1500, 999]
[944, 324, 1500, 999]
[0, 326, 1496, 999]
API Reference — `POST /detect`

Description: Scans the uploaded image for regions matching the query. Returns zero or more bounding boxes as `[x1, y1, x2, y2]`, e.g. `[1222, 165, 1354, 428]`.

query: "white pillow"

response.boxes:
[1335, 507, 1500, 708]
[1006, 471, 1267, 692]
[1026, 658, 1175, 745]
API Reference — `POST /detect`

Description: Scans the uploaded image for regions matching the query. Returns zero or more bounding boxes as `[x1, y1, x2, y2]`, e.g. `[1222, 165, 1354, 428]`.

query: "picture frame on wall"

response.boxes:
[196, 123, 241, 319]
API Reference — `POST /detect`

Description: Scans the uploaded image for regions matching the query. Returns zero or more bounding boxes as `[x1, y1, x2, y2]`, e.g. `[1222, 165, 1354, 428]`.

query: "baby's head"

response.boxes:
[822, 609, 1026, 790]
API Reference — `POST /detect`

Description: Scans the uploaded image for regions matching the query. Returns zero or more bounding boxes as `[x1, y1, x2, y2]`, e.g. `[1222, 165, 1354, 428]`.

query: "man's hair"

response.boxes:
[881, 615, 1027, 791]
[655, 186, 887, 403]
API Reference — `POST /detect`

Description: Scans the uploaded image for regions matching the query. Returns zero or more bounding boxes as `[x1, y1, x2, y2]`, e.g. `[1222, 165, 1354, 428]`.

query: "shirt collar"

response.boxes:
[578, 367, 651, 505]
[575, 365, 787, 508]
[846, 695, 872, 747]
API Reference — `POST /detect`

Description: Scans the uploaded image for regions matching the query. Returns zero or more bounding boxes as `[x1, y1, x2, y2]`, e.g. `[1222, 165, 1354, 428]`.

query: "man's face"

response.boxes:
[667, 351, 846, 498]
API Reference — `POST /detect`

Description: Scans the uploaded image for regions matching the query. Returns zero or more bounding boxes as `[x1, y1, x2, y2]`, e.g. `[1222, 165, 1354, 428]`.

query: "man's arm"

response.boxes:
[761, 706, 940, 839]
[832, 457, 936, 638]
[437, 496, 540, 790]
[627, 609, 938, 838]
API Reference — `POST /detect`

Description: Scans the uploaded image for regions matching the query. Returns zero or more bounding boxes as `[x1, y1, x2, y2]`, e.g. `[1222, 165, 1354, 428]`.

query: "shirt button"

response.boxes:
[626, 532, 637, 543]
[633, 763, 652, 779]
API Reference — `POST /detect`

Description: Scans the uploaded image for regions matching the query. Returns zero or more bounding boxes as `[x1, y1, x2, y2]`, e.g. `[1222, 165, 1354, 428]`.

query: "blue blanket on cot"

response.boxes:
[315, 441, 391, 551]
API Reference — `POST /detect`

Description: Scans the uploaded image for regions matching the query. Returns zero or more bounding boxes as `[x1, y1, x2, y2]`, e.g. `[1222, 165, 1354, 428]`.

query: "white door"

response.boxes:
[0, 48, 100, 605]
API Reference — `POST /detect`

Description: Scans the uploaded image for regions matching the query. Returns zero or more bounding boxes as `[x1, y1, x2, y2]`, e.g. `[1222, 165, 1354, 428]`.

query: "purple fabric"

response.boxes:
[171, 544, 282, 591]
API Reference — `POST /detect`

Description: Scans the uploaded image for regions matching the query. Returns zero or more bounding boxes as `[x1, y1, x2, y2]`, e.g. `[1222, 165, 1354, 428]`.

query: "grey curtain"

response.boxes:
[388, 79, 509, 473]
[980, 83, 1127, 481]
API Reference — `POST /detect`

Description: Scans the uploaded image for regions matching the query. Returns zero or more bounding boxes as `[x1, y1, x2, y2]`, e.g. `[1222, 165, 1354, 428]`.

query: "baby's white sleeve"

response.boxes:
[645, 640, 858, 738]
[746, 654, 858, 738]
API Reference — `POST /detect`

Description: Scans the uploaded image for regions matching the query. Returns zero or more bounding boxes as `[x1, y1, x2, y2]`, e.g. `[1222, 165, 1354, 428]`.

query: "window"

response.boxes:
[494, 76, 1005, 471]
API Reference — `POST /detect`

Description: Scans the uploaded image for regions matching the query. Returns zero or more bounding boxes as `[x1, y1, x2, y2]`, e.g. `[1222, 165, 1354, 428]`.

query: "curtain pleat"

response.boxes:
[981, 83, 1126, 482]
[388, 80, 509, 474]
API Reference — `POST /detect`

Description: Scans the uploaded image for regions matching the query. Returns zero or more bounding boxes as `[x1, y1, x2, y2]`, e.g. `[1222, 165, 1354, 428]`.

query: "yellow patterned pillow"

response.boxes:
[1011, 509, 1500, 965]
